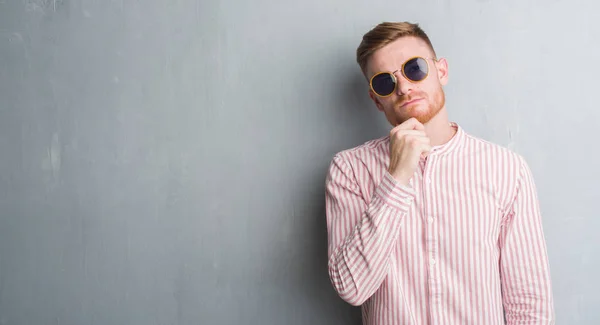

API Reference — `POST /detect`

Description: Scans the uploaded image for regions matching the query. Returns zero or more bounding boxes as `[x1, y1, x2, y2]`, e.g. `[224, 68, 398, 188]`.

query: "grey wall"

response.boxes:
[0, 0, 598, 324]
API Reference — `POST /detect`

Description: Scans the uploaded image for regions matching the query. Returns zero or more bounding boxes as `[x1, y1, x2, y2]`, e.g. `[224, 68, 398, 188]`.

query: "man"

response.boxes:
[324, 22, 555, 325]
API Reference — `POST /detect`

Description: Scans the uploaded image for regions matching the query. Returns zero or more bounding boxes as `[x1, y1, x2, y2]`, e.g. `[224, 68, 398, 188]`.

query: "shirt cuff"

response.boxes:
[374, 171, 416, 212]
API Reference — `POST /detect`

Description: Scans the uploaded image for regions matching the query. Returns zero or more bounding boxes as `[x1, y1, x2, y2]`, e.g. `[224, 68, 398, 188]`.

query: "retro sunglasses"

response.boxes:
[369, 57, 435, 97]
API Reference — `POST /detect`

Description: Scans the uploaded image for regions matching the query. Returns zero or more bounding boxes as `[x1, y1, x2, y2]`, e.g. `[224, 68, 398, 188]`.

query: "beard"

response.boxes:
[394, 87, 445, 125]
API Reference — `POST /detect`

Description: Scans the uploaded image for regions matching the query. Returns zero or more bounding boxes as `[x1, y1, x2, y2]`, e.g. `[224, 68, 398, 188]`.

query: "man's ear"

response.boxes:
[368, 89, 385, 112]
[436, 58, 449, 86]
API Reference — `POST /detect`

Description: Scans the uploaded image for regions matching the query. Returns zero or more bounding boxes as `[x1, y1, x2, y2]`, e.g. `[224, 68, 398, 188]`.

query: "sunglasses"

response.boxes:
[369, 57, 434, 97]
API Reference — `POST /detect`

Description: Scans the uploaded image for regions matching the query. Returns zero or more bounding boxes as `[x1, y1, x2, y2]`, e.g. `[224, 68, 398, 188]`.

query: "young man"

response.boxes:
[324, 22, 555, 325]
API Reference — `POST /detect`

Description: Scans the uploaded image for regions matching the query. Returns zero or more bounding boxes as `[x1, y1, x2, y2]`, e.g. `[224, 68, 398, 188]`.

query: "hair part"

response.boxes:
[356, 22, 436, 76]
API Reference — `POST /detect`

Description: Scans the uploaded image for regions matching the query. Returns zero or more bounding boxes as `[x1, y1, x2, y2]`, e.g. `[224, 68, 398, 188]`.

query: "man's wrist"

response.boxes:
[388, 169, 411, 186]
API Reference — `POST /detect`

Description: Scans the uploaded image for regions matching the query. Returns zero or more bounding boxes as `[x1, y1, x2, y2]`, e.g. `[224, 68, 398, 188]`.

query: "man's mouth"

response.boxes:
[400, 98, 422, 108]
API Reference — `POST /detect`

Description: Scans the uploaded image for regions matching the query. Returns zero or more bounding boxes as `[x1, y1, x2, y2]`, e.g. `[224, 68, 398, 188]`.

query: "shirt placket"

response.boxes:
[421, 154, 442, 323]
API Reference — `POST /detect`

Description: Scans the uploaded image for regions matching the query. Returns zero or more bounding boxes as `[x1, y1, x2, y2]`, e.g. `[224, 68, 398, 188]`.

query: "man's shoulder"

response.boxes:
[326, 135, 389, 184]
[461, 130, 527, 167]
[331, 135, 389, 163]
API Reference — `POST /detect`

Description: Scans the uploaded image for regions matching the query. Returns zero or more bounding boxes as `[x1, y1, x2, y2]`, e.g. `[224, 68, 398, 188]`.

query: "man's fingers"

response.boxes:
[402, 117, 425, 130]
[390, 118, 425, 135]
[411, 119, 425, 131]
[391, 130, 426, 138]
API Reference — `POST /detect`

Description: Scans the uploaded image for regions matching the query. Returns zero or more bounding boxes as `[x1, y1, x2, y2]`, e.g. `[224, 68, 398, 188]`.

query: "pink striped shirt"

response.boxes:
[325, 122, 554, 325]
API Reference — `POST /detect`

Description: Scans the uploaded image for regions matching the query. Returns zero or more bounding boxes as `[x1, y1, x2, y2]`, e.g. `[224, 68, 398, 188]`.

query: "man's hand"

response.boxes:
[388, 118, 431, 185]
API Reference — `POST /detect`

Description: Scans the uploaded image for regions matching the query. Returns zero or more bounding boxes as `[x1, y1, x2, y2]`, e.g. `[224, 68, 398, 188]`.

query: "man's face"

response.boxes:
[365, 36, 449, 126]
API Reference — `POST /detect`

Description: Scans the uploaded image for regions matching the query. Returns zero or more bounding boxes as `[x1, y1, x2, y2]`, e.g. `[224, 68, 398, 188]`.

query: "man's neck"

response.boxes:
[423, 107, 457, 147]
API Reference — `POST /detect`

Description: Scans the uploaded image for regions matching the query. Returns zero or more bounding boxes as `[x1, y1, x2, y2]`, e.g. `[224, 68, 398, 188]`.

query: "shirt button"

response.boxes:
[426, 177, 432, 184]
[430, 259, 436, 265]
[427, 217, 434, 224]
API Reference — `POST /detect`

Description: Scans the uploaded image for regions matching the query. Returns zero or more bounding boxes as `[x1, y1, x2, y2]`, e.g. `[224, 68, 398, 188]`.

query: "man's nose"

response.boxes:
[394, 71, 414, 95]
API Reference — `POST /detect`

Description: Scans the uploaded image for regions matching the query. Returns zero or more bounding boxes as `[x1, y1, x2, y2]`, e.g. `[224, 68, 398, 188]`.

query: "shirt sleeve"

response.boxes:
[325, 154, 416, 306]
[499, 157, 555, 324]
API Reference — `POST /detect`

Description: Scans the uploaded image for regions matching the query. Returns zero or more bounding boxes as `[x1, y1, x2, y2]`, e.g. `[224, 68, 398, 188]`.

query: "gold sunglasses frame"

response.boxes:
[369, 56, 436, 98]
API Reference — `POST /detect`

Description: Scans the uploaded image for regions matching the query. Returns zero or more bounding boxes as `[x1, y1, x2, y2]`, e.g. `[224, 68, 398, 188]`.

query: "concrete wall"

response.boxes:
[0, 0, 597, 324]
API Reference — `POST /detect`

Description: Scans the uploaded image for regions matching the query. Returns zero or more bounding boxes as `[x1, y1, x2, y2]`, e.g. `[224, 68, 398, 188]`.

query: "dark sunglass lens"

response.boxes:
[371, 73, 395, 96]
[403, 58, 428, 81]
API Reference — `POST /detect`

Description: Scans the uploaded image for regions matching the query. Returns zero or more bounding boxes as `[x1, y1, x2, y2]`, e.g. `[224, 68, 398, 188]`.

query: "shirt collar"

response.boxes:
[429, 122, 465, 156]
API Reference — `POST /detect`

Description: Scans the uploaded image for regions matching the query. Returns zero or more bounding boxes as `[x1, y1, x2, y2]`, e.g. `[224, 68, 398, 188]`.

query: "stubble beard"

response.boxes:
[396, 88, 445, 125]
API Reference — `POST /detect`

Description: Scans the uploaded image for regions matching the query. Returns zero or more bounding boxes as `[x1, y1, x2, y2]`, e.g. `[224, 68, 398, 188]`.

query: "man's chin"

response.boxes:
[393, 103, 442, 125]
[405, 110, 437, 124]
[414, 115, 431, 124]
